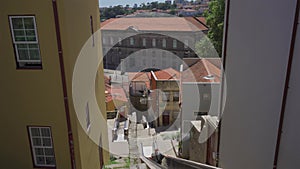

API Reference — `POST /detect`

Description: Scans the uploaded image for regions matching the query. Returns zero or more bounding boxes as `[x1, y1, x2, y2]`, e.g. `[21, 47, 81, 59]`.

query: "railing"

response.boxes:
[163, 155, 222, 169]
[140, 155, 167, 169]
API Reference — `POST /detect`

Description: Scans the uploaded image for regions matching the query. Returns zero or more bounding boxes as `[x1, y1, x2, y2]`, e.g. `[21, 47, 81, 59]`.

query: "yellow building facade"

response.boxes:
[0, 0, 109, 168]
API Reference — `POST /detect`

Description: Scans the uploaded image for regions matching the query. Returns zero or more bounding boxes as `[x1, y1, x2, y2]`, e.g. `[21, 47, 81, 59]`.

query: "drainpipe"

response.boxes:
[273, 1, 299, 168]
[52, 0, 76, 169]
[216, 0, 231, 167]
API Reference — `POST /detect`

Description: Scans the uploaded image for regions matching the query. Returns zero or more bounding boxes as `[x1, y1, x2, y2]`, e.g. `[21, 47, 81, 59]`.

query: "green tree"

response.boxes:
[204, 0, 225, 57]
[195, 36, 218, 58]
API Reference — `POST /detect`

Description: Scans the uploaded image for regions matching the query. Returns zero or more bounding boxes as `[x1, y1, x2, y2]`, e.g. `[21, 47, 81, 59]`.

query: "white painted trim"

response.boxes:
[28, 126, 56, 167]
[151, 70, 158, 81]
[9, 16, 41, 63]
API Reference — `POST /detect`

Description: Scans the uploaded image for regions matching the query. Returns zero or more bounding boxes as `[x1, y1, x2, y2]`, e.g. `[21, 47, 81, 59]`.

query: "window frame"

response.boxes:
[90, 15, 95, 47]
[9, 15, 42, 69]
[130, 37, 134, 45]
[184, 39, 189, 48]
[162, 38, 166, 48]
[173, 92, 180, 102]
[118, 37, 122, 45]
[110, 36, 114, 45]
[172, 39, 177, 49]
[86, 102, 91, 132]
[27, 126, 56, 168]
[152, 38, 156, 47]
[102, 37, 107, 44]
[142, 38, 146, 46]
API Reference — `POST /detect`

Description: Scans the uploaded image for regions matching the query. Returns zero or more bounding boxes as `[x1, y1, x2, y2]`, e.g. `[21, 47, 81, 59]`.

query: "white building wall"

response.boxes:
[219, 0, 298, 169]
[277, 8, 300, 169]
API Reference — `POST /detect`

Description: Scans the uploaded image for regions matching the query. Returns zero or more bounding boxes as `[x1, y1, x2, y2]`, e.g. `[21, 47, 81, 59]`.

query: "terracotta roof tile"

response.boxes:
[196, 17, 207, 26]
[153, 68, 180, 80]
[182, 58, 221, 83]
[104, 75, 128, 103]
[128, 72, 151, 89]
[184, 17, 208, 31]
[100, 18, 117, 27]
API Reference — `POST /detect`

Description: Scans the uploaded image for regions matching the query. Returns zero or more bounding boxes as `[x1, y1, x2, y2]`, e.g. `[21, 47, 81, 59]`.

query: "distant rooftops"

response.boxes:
[101, 17, 208, 32]
[124, 58, 221, 83]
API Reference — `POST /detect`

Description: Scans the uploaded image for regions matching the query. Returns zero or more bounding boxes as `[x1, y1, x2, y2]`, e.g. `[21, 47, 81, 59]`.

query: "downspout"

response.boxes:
[216, 0, 230, 167]
[273, 0, 299, 168]
[52, 0, 76, 169]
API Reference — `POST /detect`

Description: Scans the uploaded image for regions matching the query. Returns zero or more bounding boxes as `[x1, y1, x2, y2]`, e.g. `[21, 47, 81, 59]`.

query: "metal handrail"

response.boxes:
[164, 155, 222, 169]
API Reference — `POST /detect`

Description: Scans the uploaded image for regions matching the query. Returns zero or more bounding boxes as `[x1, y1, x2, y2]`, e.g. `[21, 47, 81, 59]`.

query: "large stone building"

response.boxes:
[0, 0, 109, 168]
[100, 17, 208, 72]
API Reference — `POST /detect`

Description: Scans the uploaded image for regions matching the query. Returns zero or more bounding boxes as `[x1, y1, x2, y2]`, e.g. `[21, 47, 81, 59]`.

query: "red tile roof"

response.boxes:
[152, 68, 180, 81]
[184, 17, 208, 30]
[182, 58, 221, 83]
[195, 17, 207, 26]
[128, 72, 151, 89]
[104, 75, 128, 103]
[100, 18, 117, 27]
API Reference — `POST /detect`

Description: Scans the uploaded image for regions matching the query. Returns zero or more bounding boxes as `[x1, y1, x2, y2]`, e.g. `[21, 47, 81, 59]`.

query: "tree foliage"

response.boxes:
[203, 0, 225, 57]
[100, 2, 177, 20]
[100, 5, 135, 20]
[195, 36, 218, 58]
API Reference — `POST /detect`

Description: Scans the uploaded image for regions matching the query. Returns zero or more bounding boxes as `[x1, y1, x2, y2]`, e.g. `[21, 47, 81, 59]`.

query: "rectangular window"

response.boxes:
[130, 37, 134, 45]
[173, 39, 177, 49]
[102, 37, 106, 44]
[9, 16, 42, 69]
[142, 38, 146, 46]
[173, 92, 179, 102]
[86, 102, 91, 131]
[110, 37, 114, 45]
[152, 38, 156, 47]
[90, 16, 94, 47]
[162, 39, 166, 48]
[118, 37, 122, 45]
[28, 126, 56, 167]
[184, 39, 188, 48]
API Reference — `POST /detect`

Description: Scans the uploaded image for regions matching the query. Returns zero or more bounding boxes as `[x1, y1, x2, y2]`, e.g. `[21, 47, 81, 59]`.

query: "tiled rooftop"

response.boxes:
[100, 17, 208, 31]
[152, 67, 180, 80]
[182, 58, 221, 83]
[128, 72, 151, 89]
